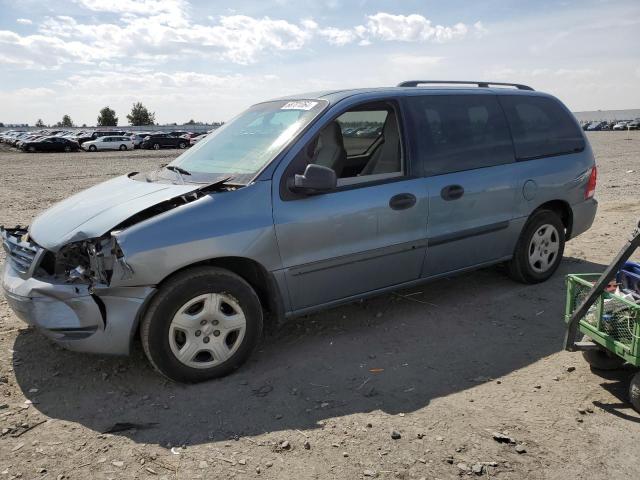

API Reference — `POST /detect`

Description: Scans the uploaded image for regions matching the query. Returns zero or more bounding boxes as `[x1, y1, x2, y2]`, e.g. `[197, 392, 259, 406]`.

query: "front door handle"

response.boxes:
[441, 184, 464, 201]
[389, 193, 417, 210]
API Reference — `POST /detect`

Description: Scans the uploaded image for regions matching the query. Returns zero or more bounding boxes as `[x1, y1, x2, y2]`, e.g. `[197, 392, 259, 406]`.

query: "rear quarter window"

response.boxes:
[498, 95, 585, 160]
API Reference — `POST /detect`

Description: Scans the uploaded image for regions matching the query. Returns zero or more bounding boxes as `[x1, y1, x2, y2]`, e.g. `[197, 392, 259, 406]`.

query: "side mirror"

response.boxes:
[290, 164, 337, 194]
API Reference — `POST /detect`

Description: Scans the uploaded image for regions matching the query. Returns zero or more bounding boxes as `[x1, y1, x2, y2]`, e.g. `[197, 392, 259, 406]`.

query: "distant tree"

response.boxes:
[126, 102, 155, 126]
[81, 123, 87, 128]
[185, 119, 196, 125]
[0, 122, 4, 127]
[56, 114, 74, 128]
[35, 118, 46, 128]
[97, 106, 118, 126]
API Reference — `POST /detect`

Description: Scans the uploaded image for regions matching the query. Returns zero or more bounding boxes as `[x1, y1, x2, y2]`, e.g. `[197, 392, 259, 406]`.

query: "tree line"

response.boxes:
[28, 103, 216, 128]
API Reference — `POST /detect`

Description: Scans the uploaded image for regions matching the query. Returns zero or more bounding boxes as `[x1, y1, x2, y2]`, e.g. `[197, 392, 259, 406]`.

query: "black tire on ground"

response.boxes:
[581, 336, 626, 370]
[507, 209, 566, 284]
[119, 144, 127, 151]
[28, 146, 36, 153]
[64, 145, 71, 152]
[178, 141, 187, 149]
[629, 372, 640, 413]
[140, 266, 264, 383]
[153, 143, 160, 150]
[89, 145, 97, 152]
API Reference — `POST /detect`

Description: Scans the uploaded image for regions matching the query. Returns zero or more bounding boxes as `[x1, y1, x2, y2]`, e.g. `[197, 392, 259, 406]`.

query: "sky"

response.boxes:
[0, 0, 638, 126]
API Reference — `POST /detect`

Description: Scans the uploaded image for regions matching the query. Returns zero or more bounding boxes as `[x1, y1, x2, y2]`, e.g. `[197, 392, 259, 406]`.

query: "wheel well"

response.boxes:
[534, 200, 573, 238]
[155, 257, 284, 325]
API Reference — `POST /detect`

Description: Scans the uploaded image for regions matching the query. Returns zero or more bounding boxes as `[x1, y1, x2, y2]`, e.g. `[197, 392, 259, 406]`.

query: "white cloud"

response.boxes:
[16, 18, 32, 25]
[316, 12, 481, 46]
[38, 13, 312, 65]
[317, 27, 357, 46]
[473, 21, 488, 38]
[363, 13, 468, 43]
[5, 8, 482, 70]
[74, 0, 187, 17]
[0, 30, 97, 69]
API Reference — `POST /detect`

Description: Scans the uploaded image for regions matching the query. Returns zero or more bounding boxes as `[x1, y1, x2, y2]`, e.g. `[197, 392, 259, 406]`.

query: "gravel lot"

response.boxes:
[1, 133, 639, 479]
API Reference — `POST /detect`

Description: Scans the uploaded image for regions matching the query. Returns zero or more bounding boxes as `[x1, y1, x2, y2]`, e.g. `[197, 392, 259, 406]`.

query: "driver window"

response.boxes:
[304, 102, 403, 186]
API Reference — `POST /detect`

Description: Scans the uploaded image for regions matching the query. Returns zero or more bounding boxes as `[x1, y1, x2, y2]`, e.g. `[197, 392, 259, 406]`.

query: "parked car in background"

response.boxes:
[92, 130, 126, 139]
[586, 121, 608, 131]
[141, 133, 189, 150]
[189, 133, 208, 146]
[612, 121, 630, 130]
[16, 134, 46, 149]
[627, 120, 640, 130]
[168, 131, 193, 139]
[82, 136, 135, 151]
[128, 132, 152, 148]
[21, 136, 80, 153]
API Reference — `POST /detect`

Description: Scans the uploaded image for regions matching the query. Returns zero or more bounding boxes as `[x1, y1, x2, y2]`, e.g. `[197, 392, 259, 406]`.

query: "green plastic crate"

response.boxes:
[565, 273, 640, 367]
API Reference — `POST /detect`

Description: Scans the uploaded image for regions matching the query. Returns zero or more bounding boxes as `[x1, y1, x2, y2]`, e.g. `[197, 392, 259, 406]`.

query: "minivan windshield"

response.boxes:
[164, 99, 328, 185]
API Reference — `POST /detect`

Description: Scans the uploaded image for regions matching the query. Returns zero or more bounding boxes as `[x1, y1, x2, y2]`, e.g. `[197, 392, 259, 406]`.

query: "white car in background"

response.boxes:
[190, 133, 209, 146]
[612, 121, 630, 130]
[82, 136, 135, 152]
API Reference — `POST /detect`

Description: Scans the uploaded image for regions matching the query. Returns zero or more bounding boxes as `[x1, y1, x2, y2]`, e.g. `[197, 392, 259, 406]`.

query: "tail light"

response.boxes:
[585, 166, 597, 199]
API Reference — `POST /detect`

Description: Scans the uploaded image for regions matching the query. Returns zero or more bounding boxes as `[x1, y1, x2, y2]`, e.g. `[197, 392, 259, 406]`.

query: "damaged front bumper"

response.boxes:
[1, 227, 155, 355]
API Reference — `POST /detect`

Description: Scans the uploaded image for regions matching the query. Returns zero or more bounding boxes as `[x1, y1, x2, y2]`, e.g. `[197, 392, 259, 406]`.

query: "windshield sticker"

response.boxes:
[281, 100, 318, 111]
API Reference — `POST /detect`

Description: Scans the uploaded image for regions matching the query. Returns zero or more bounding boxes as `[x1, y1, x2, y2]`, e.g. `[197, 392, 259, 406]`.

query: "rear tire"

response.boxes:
[153, 143, 160, 150]
[89, 145, 97, 152]
[140, 266, 264, 383]
[119, 144, 127, 151]
[508, 209, 565, 284]
[64, 145, 71, 152]
[178, 141, 187, 149]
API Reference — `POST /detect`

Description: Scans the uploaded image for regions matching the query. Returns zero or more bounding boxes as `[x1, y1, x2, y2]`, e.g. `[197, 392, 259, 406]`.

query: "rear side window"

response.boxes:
[499, 95, 584, 160]
[407, 95, 514, 176]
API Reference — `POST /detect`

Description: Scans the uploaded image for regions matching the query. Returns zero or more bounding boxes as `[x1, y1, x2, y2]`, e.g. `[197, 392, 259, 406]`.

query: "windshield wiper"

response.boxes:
[165, 165, 191, 176]
[198, 176, 240, 192]
[165, 165, 191, 184]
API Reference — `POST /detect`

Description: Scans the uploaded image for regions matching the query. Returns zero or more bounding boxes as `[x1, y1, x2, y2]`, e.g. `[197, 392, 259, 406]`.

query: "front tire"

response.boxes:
[153, 143, 160, 150]
[508, 209, 565, 284]
[89, 145, 97, 152]
[178, 141, 187, 149]
[140, 267, 264, 383]
[119, 144, 127, 151]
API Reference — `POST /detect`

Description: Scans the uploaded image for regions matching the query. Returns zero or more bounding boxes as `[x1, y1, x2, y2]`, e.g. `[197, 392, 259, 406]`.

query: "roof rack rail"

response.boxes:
[397, 80, 534, 91]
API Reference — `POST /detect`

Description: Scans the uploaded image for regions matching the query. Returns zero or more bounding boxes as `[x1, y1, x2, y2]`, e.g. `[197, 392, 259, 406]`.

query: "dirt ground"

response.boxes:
[1, 133, 639, 480]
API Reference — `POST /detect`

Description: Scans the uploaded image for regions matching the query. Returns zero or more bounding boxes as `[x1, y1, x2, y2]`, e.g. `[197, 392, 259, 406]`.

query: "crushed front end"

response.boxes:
[1, 226, 154, 355]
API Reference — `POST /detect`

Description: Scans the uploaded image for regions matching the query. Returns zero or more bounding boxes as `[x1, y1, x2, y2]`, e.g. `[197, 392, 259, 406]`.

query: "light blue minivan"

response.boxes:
[2, 81, 597, 382]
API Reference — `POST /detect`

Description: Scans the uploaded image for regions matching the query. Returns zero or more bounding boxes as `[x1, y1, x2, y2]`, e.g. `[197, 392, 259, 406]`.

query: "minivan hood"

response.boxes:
[29, 174, 199, 251]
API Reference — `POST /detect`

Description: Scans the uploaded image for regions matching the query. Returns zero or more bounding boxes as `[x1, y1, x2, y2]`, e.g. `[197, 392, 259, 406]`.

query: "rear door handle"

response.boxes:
[441, 184, 464, 201]
[389, 193, 417, 210]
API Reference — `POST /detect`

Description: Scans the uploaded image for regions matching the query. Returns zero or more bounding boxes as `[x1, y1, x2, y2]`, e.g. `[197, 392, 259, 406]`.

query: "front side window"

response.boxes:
[407, 94, 514, 176]
[293, 101, 403, 186]
[169, 99, 328, 184]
